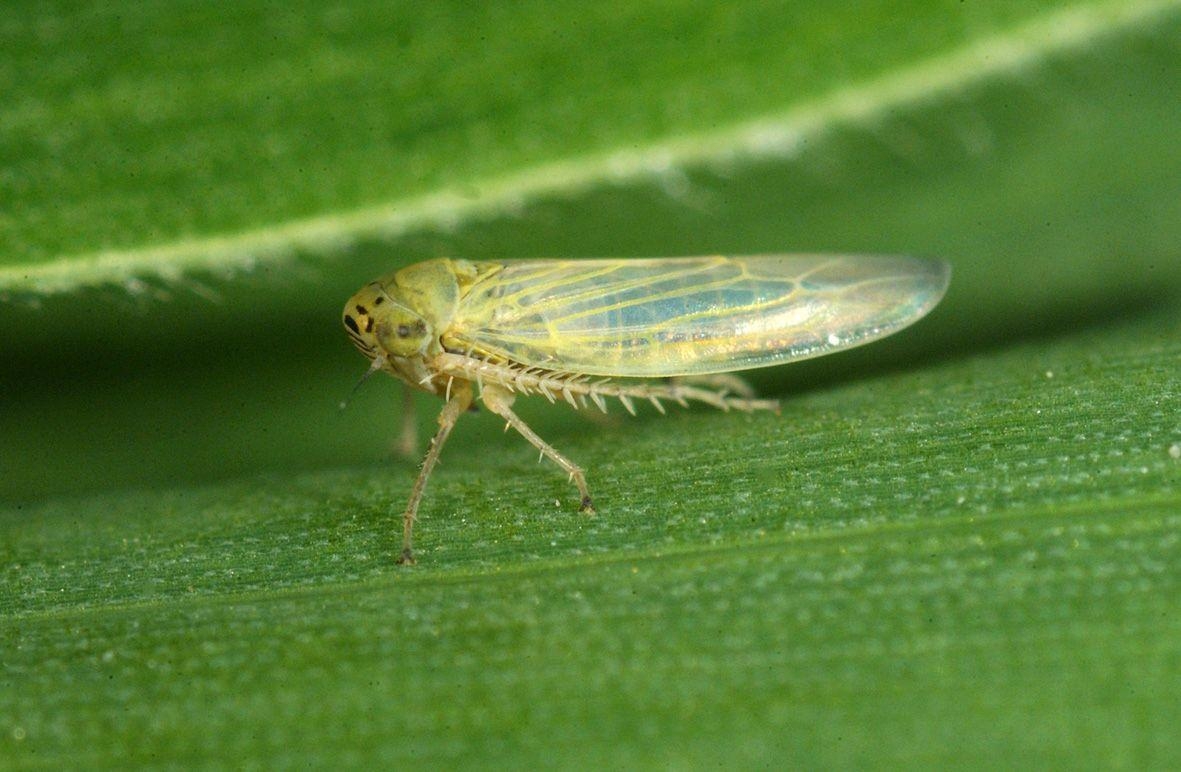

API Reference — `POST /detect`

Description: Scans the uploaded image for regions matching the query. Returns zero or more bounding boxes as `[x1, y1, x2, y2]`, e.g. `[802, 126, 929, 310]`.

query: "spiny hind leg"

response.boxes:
[645, 379, 780, 414]
[671, 372, 758, 399]
[398, 381, 474, 565]
[480, 382, 594, 513]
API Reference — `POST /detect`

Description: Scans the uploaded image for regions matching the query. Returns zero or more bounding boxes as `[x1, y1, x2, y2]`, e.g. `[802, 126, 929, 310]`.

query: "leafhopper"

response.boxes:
[343, 255, 950, 563]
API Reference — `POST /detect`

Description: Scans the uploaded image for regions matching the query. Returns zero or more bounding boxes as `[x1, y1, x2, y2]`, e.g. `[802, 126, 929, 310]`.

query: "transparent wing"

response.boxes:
[447, 255, 950, 377]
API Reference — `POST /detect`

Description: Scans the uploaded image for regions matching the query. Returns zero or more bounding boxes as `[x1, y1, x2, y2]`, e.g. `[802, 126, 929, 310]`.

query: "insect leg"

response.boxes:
[399, 380, 474, 565]
[392, 382, 418, 459]
[480, 382, 594, 514]
[672, 372, 757, 399]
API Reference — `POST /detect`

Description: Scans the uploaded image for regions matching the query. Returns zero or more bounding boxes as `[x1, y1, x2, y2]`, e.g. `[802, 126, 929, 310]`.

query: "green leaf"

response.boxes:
[1, 0, 1170, 294]
[4, 1, 1181, 768]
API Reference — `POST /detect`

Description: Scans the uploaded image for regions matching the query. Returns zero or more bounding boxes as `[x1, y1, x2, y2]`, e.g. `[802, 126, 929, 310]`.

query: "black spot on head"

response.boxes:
[364, 317, 374, 333]
[373, 296, 384, 305]
[344, 315, 359, 334]
[355, 304, 368, 315]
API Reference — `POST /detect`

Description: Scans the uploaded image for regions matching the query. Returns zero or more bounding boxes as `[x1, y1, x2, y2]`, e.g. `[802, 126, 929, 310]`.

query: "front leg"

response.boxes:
[398, 380, 474, 565]
[479, 383, 594, 513]
[392, 381, 418, 459]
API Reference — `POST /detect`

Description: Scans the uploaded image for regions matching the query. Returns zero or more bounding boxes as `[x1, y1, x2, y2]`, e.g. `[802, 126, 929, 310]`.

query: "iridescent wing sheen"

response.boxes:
[445, 255, 950, 378]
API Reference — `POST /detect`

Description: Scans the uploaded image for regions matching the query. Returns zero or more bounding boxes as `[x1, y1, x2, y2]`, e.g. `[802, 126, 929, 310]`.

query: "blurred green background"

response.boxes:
[3, 1, 1180, 767]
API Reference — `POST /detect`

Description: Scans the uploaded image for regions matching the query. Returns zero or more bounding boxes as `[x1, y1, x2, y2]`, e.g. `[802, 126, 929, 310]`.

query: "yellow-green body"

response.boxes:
[342, 255, 949, 563]
[347, 255, 949, 380]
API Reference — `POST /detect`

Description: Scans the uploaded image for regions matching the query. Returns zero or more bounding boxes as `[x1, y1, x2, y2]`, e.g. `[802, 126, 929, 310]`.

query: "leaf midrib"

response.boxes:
[5, 0, 1177, 295]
